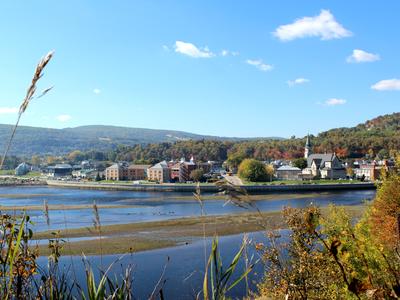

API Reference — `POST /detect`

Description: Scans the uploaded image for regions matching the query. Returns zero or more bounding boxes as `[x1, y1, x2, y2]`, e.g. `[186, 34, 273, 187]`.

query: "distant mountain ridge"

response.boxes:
[0, 124, 282, 156]
[1, 112, 399, 157]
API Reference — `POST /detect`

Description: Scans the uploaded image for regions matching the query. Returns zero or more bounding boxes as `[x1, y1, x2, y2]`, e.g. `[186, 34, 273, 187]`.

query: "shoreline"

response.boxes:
[46, 180, 376, 193]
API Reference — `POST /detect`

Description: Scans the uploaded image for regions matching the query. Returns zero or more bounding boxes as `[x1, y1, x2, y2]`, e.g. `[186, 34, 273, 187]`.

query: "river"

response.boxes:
[1, 186, 375, 299]
[0, 186, 375, 231]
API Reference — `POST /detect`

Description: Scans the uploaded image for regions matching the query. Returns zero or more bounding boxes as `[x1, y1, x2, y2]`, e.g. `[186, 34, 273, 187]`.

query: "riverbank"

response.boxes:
[47, 180, 376, 193]
[0, 175, 47, 186]
[35, 204, 366, 255]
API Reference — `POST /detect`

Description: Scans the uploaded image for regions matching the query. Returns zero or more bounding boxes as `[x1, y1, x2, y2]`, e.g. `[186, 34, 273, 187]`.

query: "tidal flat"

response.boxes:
[35, 204, 366, 255]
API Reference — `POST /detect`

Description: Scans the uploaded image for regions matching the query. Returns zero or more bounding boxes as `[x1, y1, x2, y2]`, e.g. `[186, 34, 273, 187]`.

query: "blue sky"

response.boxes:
[0, 1, 399, 138]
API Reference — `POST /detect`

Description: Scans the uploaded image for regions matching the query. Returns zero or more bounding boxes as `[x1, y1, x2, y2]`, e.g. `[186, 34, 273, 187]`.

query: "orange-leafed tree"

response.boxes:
[369, 173, 400, 249]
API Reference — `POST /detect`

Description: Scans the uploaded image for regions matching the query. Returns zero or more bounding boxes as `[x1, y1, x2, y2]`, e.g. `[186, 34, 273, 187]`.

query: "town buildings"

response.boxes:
[354, 160, 394, 181]
[105, 163, 151, 181]
[103, 157, 221, 184]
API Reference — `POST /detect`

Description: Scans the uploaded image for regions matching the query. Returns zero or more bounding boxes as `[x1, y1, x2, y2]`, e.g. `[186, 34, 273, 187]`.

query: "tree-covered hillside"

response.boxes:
[105, 113, 400, 164]
[0, 124, 275, 156]
[2, 113, 399, 161]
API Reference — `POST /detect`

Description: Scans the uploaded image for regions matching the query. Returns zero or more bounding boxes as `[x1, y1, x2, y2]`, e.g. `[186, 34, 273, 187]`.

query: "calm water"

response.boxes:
[0, 186, 375, 232]
[36, 231, 271, 299]
[1, 186, 375, 299]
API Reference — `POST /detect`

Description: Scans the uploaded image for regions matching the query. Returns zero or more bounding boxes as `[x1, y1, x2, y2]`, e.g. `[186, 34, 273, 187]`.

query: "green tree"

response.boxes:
[30, 155, 41, 166]
[67, 150, 85, 162]
[226, 152, 246, 171]
[46, 156, 57, 165]
[95, 172, 101, 181]
[292, 158, 307, 169]
[377, 148, 389, 160]
[238, 159, 270, 182]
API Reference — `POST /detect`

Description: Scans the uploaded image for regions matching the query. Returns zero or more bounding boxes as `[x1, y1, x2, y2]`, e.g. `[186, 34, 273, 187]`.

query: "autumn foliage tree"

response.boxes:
[238, 159, 273, 182]
[257, 159, 400, 299]
[369, 173, 400, 249]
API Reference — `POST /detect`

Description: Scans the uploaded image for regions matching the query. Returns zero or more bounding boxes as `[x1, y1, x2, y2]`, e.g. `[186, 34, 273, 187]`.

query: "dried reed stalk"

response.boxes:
[0, 51, 54, 170]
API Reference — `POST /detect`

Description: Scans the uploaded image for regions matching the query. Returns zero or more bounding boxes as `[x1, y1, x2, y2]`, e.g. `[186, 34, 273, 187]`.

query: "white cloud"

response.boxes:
[347, 49, 380, 63]
[162, 45, 170, 51]
[0, 107, 18, 115]
[273, 10, 352, 41]
[221, 49, 239, 57]
[288, 78, 310, 86]
[56, 114, 72, 122]
[246, 59, 273, 71]
[93, 88, 101, 95]
[371, 79, 400, 91]
[325, 98, 347, 106]
[174, 41, 215, 58]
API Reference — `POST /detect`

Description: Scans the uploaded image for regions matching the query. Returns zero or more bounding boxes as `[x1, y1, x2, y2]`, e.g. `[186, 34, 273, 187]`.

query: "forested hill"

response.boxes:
[315, 112, 400, 157]
[1, 112, 399, 159]
[109, 113, 400, 163]
[0, 124, 279, 156]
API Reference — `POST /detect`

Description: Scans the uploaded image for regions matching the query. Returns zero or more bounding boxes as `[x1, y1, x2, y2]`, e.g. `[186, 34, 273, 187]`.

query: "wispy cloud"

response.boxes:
[371, 79, 400, 91]
[246, 59, 273, 72]
[325, 98, 347, 106]
[273, 10, 352, 41]
[288, 78, 310, 86]
[162, 45, 170, 51]
[347, 49, 380, 63]
[221, 49, 239, 57]
[93, 88, 101, 95]
[0, 107, 18, 115]
[174, 41, 215, 58]
[56, 114, 72, 122]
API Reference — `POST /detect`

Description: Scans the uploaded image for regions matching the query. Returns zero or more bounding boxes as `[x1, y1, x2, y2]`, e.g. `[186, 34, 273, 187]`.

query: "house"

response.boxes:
[301, 135, 346, 179]
[128, 164, 151, 180]
[355, 160, 394, 181]
[171, 158, 197, 183]
[355, 163, 379, 181]
[148, 161, 170, 183]
[15, 162, 30, 176]
[105, 163, 129, 180]
[72, 169, 100, 179]
[276, 165, 301, 180]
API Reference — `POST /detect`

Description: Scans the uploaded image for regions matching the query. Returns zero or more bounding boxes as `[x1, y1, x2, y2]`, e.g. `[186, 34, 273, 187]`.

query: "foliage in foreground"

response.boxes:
[257, 173, 400, 299]
[0, 213, 138, 299]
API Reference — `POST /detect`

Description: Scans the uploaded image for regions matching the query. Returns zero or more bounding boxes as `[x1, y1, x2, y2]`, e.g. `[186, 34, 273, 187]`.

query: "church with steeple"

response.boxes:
[301, 135, 347, 179]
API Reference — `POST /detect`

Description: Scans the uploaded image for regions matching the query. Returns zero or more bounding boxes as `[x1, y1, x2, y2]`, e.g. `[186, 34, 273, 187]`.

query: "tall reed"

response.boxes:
[0, 51, 54, 170]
